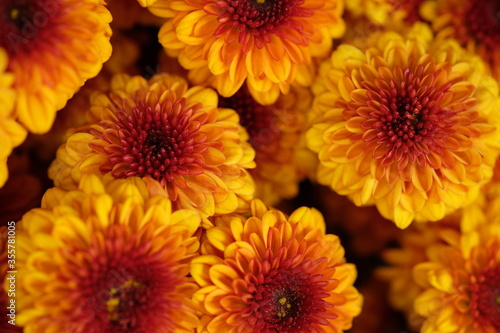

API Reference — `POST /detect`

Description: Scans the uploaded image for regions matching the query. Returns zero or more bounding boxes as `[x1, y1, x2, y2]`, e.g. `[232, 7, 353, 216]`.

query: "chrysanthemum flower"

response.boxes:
[218, 85, 312, 205]
[13, 175, 200, 333]
[421, 0, 500, 80]
[306, 23, 500, 228]
[49, 73, 256, 218]
[150, 0, 346, 105]
[192, 200, 362, 333]
[0, 48, 26, 188]
[0, 0, 112, 134]
[413, 197, 500, 333]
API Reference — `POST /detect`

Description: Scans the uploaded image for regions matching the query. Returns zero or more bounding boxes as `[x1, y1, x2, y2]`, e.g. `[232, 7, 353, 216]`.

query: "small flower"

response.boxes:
[49, 73, 256, 218]
[192, 200, 362, 332]
[218, 85, 312, 205]
[413, 197, 500, 333]
[421, 0, 500, 80]
[306, 23, 500, 228]
[14, 175, 201, 333]
[0, 0, 112, 134]
[150, 0, 346, 105]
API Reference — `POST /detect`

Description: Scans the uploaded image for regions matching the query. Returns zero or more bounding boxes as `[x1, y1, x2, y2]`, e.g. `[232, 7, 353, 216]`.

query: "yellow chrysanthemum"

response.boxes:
[12, 175, 200, 333]
[306, 23, 500, 228]
[0, 48, 26, 188]
[218, 85, 313, 205]
[421, 0, 500, 80]
[49, 73, 256, 219]
[150, 0, 345, 105]
[1, 0, 112, 134]
[192, 200, 362, 333]
[413, 197, 500, 333]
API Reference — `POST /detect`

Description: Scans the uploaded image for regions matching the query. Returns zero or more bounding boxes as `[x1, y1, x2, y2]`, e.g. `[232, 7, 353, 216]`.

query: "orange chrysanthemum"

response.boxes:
[192, 200, 362, 333]
[421, 0, 500, 80]
[49, 73, 256, 218]
[13, 175, 201, 333]
[218, 85, 312, 205]
[306, 23, 500, 228]
[0, 48, 25, 188]
[0, 0, 112, 134]
[413, 197, 500, 333]
[150, 0, 345, 105]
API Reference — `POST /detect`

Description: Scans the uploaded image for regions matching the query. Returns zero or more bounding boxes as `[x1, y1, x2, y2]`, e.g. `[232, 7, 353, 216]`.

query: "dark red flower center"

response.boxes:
[472, 262, 500, 329]
[219, 87, 278, 151]
[210, 0, 313, 49]
[0, 0, 58, 56]
[460, 0, 500, 51]
[71, 228, 185, 333]
[362, 65, 455, 169]
[99, 101, 208, 187]
[249, 258, 335, 332]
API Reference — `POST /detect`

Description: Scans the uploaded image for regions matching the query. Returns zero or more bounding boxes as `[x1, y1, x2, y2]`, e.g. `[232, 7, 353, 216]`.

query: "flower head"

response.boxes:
[192, 200, 362, 332]
[219, 85, 312, 205]
[13, 175, 201, 333]
[306, 23, 500, 228]
[0, 0, 112, 134]
[413, 197, 500, 333]
[151, 0, 345, 105]
[49, 73, 256, 218]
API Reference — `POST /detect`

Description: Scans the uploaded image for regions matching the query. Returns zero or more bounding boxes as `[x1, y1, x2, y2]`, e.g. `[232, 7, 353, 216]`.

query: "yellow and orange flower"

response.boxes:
[150, 0, 345, 105]
[306, 23, 500, 228]
[218, 84, 313, 205]
[1, 0, 112, 134]
[192, 200, 362, 333]
[49, 73, 256, 218]
[0, 48, 25, 188]
[413, 197, 500, 333]
[12, 175, 200, 333]
[421, 0, 500, 80]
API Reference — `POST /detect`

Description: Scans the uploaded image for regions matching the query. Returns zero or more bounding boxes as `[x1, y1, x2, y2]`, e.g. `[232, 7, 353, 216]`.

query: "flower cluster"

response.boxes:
[2, 0, 500, 332]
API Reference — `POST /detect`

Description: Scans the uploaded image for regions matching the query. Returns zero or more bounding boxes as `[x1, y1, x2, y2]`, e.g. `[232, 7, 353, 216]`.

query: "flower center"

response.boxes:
[72, 227, 184, 332]
[106, 279, 147, 330]
[250, 259, 334, 331]
[101, 101, 207, 186]
[461, 0, 500, 50]
[219, 87, 277, 151]
[0, 0, 57, 55]
[210, 0, 312, 48]
[364, 65, 454, 168]
[473, 263, 500, 329]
